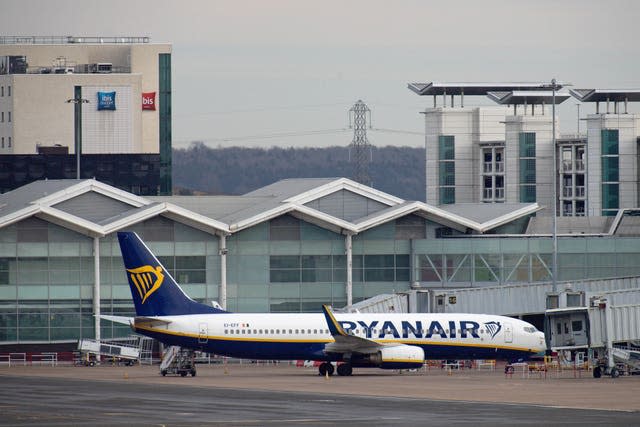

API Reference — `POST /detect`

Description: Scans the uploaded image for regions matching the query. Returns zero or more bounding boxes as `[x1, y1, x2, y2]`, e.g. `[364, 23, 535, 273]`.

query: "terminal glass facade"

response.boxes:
[3, 214, 640, 343]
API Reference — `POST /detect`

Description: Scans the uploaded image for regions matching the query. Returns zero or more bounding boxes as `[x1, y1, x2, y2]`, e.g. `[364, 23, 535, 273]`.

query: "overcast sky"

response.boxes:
[2, 0, 639, 148]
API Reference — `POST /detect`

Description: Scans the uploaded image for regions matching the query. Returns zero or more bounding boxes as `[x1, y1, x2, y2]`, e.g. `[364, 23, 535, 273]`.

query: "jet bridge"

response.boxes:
[545, 289, 640, 378]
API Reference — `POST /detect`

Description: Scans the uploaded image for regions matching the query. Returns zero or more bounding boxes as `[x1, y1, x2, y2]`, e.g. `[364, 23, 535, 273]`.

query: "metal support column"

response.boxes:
[93, 236, 101, 341]
[551, 79, 558, 294]
[345, 233, 353, 307]
[219, 233, 227, 310]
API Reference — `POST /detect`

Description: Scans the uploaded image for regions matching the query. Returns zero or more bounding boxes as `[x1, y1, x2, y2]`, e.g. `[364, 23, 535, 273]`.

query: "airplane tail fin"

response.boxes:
[117, 231, 226, 316]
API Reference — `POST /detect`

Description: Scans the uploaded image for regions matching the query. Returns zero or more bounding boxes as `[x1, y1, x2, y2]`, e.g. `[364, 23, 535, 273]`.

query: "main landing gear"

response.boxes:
[318, 362, 353, 376]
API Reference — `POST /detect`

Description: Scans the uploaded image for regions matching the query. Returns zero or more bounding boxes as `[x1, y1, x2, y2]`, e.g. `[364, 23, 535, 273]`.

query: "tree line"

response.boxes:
[173, 143, 425, 201]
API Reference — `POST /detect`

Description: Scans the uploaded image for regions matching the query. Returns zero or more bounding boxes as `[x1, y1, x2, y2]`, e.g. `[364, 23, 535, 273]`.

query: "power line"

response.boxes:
[371, 127, 423, 136]
[173, 102, 352, 119]
[174, 128, 350, 146]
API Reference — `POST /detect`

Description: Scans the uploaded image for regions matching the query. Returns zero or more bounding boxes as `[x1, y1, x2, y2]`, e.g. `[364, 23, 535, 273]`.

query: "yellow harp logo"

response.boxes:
[127, 265, 164, 304]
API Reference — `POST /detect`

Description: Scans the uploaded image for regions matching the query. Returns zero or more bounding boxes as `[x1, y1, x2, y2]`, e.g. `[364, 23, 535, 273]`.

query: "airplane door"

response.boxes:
[198, 323, 208, 344]
[504, 322, 513, 343]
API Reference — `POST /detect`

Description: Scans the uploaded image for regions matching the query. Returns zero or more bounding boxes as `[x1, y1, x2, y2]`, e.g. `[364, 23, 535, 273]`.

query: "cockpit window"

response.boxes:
[523, 326, 538, 333]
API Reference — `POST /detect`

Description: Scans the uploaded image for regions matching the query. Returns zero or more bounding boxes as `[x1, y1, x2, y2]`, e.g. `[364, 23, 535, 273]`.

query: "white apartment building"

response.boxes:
[410, 82, 640, 217]
[0, 36, 173, 195]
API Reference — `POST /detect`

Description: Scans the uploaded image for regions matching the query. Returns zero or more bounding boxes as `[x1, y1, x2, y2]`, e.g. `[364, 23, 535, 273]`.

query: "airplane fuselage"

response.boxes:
[133, 312, 545, 362]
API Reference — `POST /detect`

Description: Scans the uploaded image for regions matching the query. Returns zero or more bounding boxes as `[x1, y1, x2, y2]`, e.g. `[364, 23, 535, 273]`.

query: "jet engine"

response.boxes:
[365, 344, 425, 370]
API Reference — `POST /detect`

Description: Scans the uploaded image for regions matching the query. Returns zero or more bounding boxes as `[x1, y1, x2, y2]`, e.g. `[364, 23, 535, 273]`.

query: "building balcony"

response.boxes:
[561, 160, 585, 172]
[561, 186, 585, 199]
[482, 188, 504, 201]
[483, 162, 504, 173]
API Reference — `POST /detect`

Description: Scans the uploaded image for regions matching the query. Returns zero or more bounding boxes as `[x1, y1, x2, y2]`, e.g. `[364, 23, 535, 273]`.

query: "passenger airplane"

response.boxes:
[104, 232, 546, 376]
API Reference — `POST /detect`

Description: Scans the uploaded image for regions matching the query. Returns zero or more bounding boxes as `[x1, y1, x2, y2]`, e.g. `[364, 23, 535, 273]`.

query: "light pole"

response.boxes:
[576, 103, 581, 135]
[66, 86, 89, 179]
[551, 79, 558, 294]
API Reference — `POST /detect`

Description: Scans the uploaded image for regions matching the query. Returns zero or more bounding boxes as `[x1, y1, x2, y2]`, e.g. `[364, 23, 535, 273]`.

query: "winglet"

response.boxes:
[322, 305, 347, 337]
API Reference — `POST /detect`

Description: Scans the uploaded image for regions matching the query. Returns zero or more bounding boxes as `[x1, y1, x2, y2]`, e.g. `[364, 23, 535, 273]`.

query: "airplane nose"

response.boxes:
[537, 332, 547, 351]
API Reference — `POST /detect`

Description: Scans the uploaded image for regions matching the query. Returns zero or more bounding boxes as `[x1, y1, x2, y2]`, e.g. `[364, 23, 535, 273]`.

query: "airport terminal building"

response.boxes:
[2, 178, 640, 346]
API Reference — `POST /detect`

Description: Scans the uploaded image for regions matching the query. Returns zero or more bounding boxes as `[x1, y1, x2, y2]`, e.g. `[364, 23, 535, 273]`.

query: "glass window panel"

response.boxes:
[332, 268, 346, 282]
[302, 255, 332, 269]
[332, 255, 346, 268]
[175, 270, 205, 284]
[395, 268, 410, 281]
[0, 328, 17, 341]
[351, 256, 363, 269]
[365, 268, 394, 282]
[270, 256, 299, 269]
[19, 328, 48, 340]
[365, 255, 395, 268]
[19, 312, 48, 327]
[270, 215, 300, 241]
[270, 270, 300, 283]
[0, 313, 17, 327]
[446, 254, 472, 282]
[601, 129, 619, 155]
[176, 256, 205, 269]
[601, 157, 619, 182]
[50, 327, 80, 340]
[418, 254, 443, 282]
[270, 299, 301, 312]
[395, 255, 409, 268]
[50, 313, 80, 327]
[302, 269, 332, 283]
[439, 187, 455, 204]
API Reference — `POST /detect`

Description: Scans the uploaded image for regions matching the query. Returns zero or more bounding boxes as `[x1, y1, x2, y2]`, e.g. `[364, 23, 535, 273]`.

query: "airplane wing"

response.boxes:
[99, 315, 133, 325]
[134, 316, 172, 325]
[99, 315, 172, 326]
[321, 305, 382, 354]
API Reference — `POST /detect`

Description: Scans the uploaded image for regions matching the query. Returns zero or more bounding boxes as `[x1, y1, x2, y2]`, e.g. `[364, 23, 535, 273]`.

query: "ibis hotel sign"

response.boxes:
[142, 92, 156, 110]
[97, 91, 116, 111]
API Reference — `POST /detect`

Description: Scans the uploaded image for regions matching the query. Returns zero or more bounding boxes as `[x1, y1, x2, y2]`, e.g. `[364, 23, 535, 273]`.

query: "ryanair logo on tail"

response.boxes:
[127, 265, 164, 304]
[484, 321, 502, 339]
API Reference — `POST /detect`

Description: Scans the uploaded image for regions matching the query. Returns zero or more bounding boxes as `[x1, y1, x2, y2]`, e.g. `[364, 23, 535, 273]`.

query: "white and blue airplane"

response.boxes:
[105, 231, 546, 376]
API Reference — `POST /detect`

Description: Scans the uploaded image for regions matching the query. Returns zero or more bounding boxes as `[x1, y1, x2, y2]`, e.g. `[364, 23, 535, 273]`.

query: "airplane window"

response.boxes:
[270, 329, 274, 334]
[224, 329, 228, 334]
[300, 329, 305, 334]
[289, 329, 293, 334]
[259, 329, 263, 334]
[276, 329, 280, 334]
[247, 330, 251, 334]
[236, 329, 239, 334]
[314, 329, 317, 334]
[308, 329, 311, 334]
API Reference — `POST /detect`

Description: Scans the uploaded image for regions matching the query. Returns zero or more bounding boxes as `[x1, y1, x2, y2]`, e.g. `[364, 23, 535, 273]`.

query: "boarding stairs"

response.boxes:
[159, 346, 197, 377]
